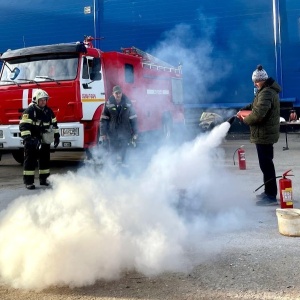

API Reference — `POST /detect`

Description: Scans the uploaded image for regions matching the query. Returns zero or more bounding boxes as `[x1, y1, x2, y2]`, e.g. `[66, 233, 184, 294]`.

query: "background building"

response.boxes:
[0, 0, 299, 111]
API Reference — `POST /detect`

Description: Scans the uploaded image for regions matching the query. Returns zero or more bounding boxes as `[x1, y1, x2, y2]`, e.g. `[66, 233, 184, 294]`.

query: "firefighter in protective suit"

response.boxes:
[19, 89, 60, 190]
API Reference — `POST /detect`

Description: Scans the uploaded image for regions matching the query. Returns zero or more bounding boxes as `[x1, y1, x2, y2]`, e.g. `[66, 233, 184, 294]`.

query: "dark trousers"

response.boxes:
[256, 144, 277, 197]
[23, 143, 51, 184]
[109, 139, 128, 163]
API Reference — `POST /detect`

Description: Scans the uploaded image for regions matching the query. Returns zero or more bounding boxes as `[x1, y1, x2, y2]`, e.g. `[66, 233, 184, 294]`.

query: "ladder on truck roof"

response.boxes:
[121, 46, 180, 72]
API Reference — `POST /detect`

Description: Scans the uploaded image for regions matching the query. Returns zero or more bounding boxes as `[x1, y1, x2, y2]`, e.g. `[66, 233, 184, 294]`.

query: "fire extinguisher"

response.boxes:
[233, 145, 246, 170]
[289, 109, 298, 122]
[279, 169, 294, 209]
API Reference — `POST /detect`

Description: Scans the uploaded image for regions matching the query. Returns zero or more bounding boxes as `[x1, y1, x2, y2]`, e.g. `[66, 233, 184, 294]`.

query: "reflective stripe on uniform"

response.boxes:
[101, 115, 109, 120]
[52, 117, 57, 123]
[20, 119, 33, 124]
[107, 104, 115, 108]
[23, 170, 35, 175]
[34, 121, 51, 126]
[39, 169, 50, 175]
[129, 114, 137, 119]
[21, 130, 31, 136]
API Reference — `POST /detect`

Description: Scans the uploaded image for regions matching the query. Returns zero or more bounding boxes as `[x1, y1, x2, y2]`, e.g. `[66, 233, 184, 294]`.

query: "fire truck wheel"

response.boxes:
[11, 149, 24, 165]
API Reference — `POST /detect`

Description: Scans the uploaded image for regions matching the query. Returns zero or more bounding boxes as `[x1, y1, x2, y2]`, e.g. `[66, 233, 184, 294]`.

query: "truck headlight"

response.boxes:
[61, 128, 79, 136]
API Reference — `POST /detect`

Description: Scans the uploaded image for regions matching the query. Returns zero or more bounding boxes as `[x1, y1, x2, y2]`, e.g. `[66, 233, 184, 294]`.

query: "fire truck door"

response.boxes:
[80, 56, 105, 120]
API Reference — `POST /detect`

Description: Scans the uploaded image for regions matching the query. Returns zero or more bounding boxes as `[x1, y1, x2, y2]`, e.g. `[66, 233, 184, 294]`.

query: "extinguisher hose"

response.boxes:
[253, 175, 282, 193]
[233, 148, 239, 165]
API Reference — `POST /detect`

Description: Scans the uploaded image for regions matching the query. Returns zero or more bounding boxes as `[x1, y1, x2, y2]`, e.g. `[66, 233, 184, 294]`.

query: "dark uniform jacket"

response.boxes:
[242, 77, 281, 144]
[100, 94, 138, 140]
[19, 103, 59, 141]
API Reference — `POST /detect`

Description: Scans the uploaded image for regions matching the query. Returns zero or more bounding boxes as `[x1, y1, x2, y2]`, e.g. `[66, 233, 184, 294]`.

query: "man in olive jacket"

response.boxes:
[237, 65, 281, 206]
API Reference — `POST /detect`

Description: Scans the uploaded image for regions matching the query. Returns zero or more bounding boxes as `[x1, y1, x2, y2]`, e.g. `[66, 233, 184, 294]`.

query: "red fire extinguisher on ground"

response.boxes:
[289, 109, 298, 122]
[233, 145, 246, 170]
[279, 170, 294, 209]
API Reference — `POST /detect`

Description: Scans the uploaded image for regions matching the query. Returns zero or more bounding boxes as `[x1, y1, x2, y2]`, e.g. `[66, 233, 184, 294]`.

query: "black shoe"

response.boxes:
[26, 184, 35, 190]
[40, 180, 50, 186]
[256, 195, 278, 206]
[256, 192, 268, 199]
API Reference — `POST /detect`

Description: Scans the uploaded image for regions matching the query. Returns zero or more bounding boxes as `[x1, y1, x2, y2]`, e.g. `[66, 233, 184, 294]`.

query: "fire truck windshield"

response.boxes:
[0, 54, 78, 85]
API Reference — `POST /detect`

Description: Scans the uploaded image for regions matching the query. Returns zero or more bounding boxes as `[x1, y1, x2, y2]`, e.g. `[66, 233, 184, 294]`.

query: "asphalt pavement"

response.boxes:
[1, 131, 300, 298]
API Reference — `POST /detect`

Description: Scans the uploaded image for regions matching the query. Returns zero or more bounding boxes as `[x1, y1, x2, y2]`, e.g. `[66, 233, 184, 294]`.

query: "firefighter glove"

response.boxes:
[54, 133, 60, 148]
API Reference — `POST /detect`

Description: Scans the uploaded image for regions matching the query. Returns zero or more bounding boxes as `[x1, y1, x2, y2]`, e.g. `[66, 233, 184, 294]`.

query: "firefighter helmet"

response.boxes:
[32, 89, 49, 104]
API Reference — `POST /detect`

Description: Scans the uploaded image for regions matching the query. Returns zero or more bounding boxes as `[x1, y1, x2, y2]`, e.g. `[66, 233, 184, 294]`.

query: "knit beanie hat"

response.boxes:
[252, 65, 268, 83]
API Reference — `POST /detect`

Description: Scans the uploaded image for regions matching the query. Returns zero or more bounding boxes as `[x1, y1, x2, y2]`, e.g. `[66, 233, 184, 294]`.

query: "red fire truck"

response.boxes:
[0, 36, 184, 163]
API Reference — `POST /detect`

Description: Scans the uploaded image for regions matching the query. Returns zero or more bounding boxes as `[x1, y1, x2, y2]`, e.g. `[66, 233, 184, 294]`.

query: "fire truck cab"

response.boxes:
[0, 36, 184, 163]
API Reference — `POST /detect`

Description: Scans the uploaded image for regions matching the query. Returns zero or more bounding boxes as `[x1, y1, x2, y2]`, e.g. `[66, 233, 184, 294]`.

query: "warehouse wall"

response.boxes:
[0, 1, 299, 107]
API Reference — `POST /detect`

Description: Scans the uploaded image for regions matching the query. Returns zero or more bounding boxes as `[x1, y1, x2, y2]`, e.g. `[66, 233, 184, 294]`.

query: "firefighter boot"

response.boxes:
[26, 184, 36, 190]
[40, 179, 50, 186]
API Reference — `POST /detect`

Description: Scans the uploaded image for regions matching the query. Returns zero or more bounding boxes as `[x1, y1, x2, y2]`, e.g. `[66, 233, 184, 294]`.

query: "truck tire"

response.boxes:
[12, 149, 24, 164]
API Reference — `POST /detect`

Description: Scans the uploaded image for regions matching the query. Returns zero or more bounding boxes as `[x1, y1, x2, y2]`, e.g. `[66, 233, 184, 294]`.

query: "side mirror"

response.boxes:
[90, 72, 102, 81]
[10, 67, 20, 80]
[82, 83, 91, 89]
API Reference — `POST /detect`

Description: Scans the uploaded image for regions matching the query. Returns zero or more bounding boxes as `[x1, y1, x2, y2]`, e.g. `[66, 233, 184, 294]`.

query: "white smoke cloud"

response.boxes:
[0, 122, 252, 290]
[148, 23, 232, 104]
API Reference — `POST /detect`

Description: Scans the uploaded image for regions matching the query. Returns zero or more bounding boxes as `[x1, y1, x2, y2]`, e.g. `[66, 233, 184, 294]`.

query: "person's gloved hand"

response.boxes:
[54, 133, 60, 148]
[226, 116, 236, 125]
[131, 134, 138, 148]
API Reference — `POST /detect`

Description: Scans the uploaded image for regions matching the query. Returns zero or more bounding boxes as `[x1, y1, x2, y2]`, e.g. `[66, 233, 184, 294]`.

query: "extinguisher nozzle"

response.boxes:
[227, 115, 236, 125]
